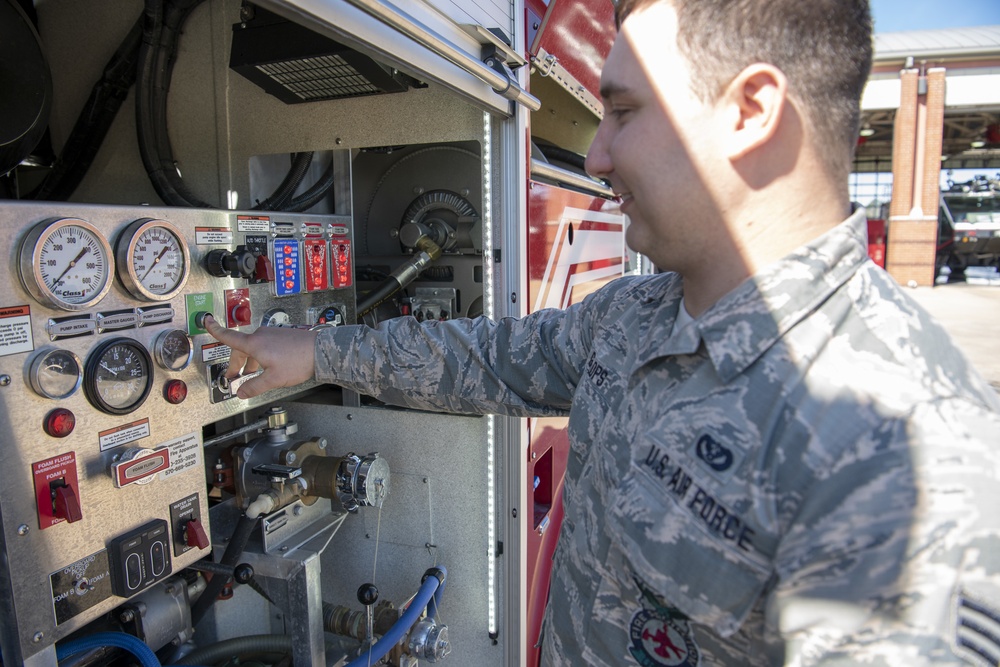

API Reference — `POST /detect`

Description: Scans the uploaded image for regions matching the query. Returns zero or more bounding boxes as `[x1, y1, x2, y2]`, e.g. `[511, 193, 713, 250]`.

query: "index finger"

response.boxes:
[202, 314, 249, 377]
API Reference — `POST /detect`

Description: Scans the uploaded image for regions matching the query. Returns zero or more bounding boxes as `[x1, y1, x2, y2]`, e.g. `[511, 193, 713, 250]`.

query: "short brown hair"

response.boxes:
[616, 0, 873, 176]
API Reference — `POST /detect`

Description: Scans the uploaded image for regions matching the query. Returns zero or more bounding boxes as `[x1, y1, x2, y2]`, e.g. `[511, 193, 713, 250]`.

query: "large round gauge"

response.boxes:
[116, 218, 190, 301]
[19, 218, 114, 311]
[84, 337, 153, 415]
[25, 347, 82, 399]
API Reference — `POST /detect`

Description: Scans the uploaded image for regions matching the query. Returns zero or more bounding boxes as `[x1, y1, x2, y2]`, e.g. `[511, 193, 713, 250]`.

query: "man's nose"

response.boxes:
[585, 120, 612, 180]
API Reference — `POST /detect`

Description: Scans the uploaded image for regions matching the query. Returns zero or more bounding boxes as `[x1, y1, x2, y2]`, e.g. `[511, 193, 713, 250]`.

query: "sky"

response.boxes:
[870, 0, 1000, 33]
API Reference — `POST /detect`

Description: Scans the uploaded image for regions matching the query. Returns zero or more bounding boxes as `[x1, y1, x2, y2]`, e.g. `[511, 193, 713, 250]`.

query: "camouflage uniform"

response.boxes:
[315, 208, 1000, 666]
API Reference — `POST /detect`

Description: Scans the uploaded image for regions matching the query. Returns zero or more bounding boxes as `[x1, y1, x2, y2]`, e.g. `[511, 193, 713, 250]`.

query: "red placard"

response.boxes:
[331, 237, 353, 288]
[32, 452, 80, 529]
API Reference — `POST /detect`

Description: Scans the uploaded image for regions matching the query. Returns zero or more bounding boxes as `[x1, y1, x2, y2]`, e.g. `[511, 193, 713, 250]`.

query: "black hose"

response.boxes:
[254, 152, 314, 211]
[189, 513, 258, 627]
[357, 277, 404, 317]
[29, 16, 144, 201]
[288, 158, 335, 212]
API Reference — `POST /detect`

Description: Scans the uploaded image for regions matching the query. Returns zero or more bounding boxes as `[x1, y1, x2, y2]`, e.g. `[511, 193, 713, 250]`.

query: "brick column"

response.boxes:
[886, 67, 946, 286]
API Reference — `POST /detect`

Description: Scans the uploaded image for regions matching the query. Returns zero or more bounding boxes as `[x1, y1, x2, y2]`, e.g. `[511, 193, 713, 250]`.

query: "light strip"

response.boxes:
[482, 111, 498, 636]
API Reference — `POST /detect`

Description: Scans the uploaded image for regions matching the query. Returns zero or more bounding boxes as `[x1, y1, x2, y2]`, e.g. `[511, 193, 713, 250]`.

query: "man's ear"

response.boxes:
[720, 63, 787, 160]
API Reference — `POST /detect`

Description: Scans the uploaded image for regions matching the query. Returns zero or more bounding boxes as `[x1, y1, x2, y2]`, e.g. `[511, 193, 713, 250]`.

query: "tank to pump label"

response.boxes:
[50, 550, 112, 625]
[0, 305, 33, 357]
[272, 239, 301, 296]
[331, 237, 353, 288]
[304, 239, 329, 291]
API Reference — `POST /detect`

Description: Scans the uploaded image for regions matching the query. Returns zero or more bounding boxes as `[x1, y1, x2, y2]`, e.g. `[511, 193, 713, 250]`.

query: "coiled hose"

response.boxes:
[56, 631, 160, 667]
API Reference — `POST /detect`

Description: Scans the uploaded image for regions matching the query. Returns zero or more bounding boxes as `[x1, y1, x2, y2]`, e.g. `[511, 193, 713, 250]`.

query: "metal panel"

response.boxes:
[0, 200, 355, 664]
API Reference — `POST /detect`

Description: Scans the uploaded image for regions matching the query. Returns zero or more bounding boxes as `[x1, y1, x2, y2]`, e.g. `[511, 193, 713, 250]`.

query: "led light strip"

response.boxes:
[482, 111, 498, 637]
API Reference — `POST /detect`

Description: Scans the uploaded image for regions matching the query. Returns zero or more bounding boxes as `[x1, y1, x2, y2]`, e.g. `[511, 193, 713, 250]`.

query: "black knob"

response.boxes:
[205, 248, 256, 278]
[233, 563, 254, 585]
[357, 582, 379, 607]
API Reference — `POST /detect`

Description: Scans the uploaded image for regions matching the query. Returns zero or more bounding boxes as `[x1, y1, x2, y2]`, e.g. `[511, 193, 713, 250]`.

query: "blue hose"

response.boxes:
[56, 631, 160, 667]
[345, 566, 447, 667]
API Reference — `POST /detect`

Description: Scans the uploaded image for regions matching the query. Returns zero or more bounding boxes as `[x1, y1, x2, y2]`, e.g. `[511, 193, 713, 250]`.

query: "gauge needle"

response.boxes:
[100, 362, 119, 378]
[140, 246, 170, 282]
[52, 246, 90, 286]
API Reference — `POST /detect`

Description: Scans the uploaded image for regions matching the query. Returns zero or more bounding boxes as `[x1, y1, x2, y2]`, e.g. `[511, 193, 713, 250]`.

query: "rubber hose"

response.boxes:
[30, 15, 143, 201]
[171, 634, 291, 666]
[289, 159, 335, 212]
[345, 566, 447, 667]
[254, 152, 314, 211]
[189, 513, 258, 627]
[56, 632, 160, 667]
[356, 277, 404, 318]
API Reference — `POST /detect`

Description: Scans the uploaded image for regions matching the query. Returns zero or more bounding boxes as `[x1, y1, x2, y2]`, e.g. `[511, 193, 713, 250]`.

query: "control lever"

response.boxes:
[357, 582, 379, 650]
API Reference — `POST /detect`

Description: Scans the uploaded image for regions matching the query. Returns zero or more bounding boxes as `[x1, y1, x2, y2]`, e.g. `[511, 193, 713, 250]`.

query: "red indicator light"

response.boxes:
[165, 379, 188, 404]
[285, 280, 294, 290]
[284, 246, 292, 255]
[284, 257, 293, 266]
[44, 408, 76, 438]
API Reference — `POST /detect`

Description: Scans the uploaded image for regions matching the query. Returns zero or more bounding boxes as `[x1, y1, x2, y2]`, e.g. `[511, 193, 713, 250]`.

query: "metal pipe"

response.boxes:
[530, 159, 616, 198]
[343, 0, 541, 112]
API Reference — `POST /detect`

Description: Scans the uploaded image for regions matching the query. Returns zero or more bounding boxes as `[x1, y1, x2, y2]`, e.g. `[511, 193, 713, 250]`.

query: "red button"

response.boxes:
[232, 304, 252, 326]
[165, 379, 188, 404]
[44, 408, 76, 438]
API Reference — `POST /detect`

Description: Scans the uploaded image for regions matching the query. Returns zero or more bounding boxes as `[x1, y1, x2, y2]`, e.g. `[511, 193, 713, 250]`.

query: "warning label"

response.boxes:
[99, 418, 151, 452]
[0, 305, 33, 357]
[195, 227, 233, 245]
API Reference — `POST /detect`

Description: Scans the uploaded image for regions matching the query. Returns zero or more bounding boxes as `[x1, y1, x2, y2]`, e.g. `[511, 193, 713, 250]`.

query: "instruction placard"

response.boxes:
[0, 305, 33, 357]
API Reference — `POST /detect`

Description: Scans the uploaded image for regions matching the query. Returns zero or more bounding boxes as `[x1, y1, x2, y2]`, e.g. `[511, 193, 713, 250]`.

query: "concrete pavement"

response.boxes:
[907, 284, 1000, 391]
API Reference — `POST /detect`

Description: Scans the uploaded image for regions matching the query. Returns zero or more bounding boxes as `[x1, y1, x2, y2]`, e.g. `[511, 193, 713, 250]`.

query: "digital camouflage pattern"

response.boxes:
[315, 208, 1000, 666]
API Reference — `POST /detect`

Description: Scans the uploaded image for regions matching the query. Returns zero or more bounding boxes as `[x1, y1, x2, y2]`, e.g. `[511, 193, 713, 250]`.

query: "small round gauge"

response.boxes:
[260, 308, 291, 327]
[153, 329, 193, 371]
[83, 337, 153, 415]
[25, 348, 82, 399]
[19, 218, 114, 311]
[116, 218, 190, 301]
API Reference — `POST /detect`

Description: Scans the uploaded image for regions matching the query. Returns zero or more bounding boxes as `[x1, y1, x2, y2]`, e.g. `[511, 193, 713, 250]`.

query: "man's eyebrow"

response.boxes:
[599, 81, 630, 100]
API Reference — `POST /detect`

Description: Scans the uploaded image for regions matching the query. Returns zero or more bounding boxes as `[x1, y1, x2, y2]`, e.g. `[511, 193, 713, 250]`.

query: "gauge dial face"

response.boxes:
[27, 348, 82, 399]
[117, 219, 190, 301]
[20, 218, 114, 311]
[84, 338, 153, 415]
[153, 329, 193, 371]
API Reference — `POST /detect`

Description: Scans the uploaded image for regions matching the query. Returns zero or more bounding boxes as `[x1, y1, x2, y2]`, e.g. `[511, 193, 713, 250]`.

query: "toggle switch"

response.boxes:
[51, 480, 83, 523]
[183, 518, 210, 550]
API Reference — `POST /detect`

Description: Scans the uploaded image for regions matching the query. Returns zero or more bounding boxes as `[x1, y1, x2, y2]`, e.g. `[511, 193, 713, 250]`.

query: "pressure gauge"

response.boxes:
[84, 337, 153, 415]
[116, 219, 190, 301]
[153, 329, 193, 371]
[26, 348, 83, 399]
[19, 218, 114, 311]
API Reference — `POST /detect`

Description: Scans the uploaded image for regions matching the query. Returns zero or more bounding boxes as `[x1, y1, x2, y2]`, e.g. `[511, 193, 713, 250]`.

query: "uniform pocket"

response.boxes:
[607, 447, 774, 637]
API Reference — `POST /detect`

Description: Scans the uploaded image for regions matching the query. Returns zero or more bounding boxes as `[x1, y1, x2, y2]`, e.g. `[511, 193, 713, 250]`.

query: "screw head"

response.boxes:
[32, 632, 43, 643]
[17, 524, 29, 536]
[0, 374, 10, 387]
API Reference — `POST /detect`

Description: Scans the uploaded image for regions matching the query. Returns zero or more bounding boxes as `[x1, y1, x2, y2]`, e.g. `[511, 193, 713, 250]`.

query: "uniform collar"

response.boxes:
[633, 207, 871, 382]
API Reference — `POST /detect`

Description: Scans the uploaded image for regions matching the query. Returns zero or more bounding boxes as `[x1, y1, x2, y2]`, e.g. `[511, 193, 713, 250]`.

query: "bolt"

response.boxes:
[242, 448, 252, 461]
[120, 609, 136, 623]
[423, 477, 428, 483]
[532, 452, 537, 459]
[347, 414, 353, 420]
[17, 524, 29, 536]
[336, 138, 343, 145]
[293, 505, 303, 516]
[319, 438, 328, 449]
[0, 374, 10, 387]
[280, 545, 289, 552]
[285, 452, 297, 464]
[32, 632, 44, 643]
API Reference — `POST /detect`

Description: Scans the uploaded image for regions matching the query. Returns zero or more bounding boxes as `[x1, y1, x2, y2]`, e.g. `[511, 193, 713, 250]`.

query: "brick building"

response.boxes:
[853, 25, 1000, 286]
